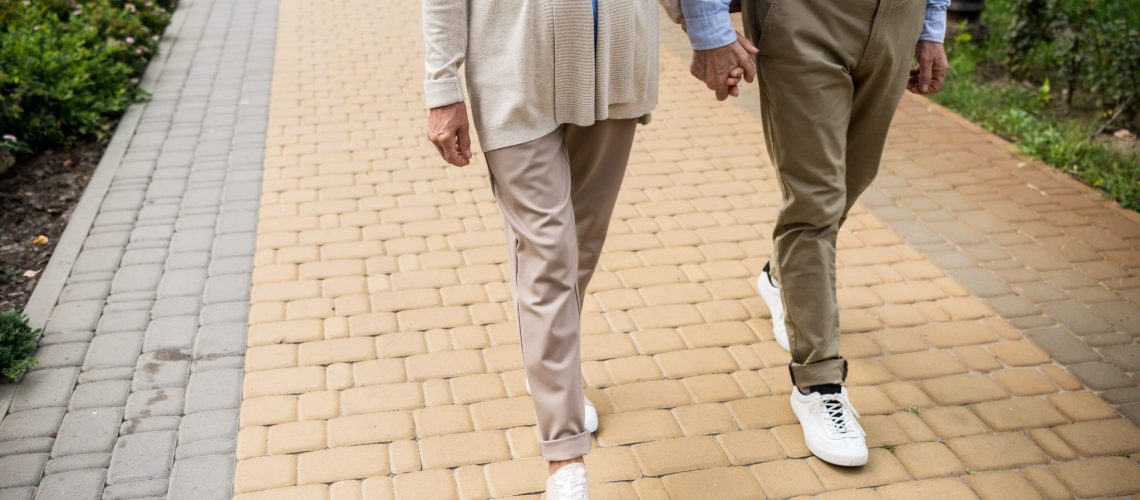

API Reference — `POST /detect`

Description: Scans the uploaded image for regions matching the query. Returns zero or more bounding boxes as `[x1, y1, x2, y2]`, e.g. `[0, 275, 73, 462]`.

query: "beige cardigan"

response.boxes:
[423, 1, 673, 151]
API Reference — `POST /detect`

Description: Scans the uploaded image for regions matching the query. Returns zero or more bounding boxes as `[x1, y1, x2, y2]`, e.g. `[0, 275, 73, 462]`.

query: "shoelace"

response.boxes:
[554, 468, 587, 500]
[818, 394, 861, 436]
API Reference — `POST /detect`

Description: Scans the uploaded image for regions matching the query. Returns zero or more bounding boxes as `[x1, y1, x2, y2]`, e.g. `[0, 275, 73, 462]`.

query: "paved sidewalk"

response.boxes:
[230, 1, 1140, 499]
[0, 0, 276, 498]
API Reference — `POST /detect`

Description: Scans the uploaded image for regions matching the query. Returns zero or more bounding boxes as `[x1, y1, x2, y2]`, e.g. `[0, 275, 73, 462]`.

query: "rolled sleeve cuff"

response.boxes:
[920, 4, 948, 43]
[424, 77, 465, 109]
[685, 10, 737, 50]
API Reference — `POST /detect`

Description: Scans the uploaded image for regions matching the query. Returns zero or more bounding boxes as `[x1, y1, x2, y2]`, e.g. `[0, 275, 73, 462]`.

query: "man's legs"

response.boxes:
[484, 129, 590, 462]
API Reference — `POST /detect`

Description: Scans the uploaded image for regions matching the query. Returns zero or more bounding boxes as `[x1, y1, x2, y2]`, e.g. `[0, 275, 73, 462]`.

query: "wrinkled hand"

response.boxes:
[427, 101, 473, 166]
[691, 31, 759, 101]
[908, 41, 948, 95]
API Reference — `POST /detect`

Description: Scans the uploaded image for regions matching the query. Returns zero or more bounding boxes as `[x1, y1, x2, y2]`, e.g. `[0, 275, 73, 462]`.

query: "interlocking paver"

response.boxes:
[204, 1, 1140, 499]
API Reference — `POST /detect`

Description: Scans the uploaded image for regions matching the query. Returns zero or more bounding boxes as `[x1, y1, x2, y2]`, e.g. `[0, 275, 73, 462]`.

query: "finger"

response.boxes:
[726, 76, 740, 86]
[729, 66, 744, 79]
[729, 84, 739, 97]
[918, 57, 933, 94]
[732, 43, 758, 83]
[715, 83, 728, 101]
[737, 31, 759, 54]
[440, 131, 463, 166]
[458, 124, 472, 161]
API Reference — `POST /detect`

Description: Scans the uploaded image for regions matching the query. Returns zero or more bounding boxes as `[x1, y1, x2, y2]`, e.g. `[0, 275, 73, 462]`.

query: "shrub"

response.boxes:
[0, 309, 39, 381]
[0, 4, 143, 150]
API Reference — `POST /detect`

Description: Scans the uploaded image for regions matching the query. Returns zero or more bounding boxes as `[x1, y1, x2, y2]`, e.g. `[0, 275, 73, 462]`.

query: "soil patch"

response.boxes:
[0, 139, 106, 312]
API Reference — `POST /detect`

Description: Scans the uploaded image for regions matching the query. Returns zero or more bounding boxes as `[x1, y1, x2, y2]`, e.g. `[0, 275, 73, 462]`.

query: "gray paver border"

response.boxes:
[21, 3, 193, 333]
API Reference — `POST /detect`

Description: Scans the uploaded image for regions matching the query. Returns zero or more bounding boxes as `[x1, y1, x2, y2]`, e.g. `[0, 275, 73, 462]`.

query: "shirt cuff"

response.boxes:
[684, 10, 737, 50]
[920, 4, 948, 42]
[424, 77, 465, 109]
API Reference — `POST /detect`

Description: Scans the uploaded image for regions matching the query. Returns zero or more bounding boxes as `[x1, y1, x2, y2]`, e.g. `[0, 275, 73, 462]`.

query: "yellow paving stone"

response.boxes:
[877, 478, 978, 500]
[340, 382, 424, 415]
[298, 444, 389, 484]
[672, 403, 737, 436]
[1027, 428, 1077, 461]
[418, 430, 510, 470]
[327, 411, 414, 447]
[244, 366, 325, 397]
[892, 412, 938, 443]
[965, 471, 1042, 500]
[470, 397, 535, 430]
[726, 396, 798, 430]
[947, 432, 1049, 470]
[234, 454, 297, 493]
[660, 466, 764, 500]
[585, 446, 643, 483]
[1050, 457, 1140, 497]
[236, 426, 268, 460]
[632, 436, 730, 477]
[449, 373, 506, 405]
[484, 456, 546, 498]
[267, 420, 327, 454]
[969, 398, 1068, 430]
[752, 459, 826, 498]
[330, 481, 361, 500]
[654, 347, 738, 378]
[360, 476, 394, 500]
[389, 439, 421, 474]
[240, 396, 297, 427]
[714, 429, 785, 465]
[298, 337, 376, 366]
[682, 373, 745, 403]
[234, 485, 330, 500]
[953, 345, 1002, 372]
[920, 374, 1007, 406]
[881, 350, 967, 380]
[454, 465, 489, 500]
[1047, 391, 1119, 421]
[1021, 467, 1072, 500]
[861, 415, 910, 448]
[1052, 418, 1140, 456]
[298, 390, 339, 420]
[992, 369, 1058, 396]
[605, 380, 691, 412]
[808, 449, 910, 490]
[596, 410, 683, 447]
[893, 442, 965, 478]
[392, 470, 457, 500]
[405, 350, 485, 381]
[505, 426, 540, 459]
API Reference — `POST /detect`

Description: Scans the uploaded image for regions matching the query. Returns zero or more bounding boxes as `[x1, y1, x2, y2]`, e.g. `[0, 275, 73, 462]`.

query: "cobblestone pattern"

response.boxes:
[233, 1, 1140, 499]
[0, 0, 277, 498]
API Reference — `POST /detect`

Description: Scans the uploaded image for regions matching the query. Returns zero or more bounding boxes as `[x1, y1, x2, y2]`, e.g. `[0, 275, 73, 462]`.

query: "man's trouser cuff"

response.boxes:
[788, 358, 848, 390]
[540, 430, 592, 461]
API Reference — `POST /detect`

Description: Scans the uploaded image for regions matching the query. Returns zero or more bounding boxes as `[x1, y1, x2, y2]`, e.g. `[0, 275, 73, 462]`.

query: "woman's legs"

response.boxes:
[484, 127, 590, 463]
[483, 119, 639, 472]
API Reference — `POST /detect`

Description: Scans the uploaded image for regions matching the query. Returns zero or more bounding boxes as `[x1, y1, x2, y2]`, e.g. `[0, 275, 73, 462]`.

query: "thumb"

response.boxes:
[459, 123, 472, 160]
[737, 31, 759, 55]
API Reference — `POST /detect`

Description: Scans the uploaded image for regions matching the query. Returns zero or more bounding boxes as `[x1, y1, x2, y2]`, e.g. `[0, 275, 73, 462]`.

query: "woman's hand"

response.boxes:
[427, 101, 473, 166]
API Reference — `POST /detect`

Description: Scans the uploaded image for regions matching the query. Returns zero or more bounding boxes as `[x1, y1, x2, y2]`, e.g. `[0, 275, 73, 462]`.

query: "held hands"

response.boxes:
[908, 41, 948, 95]
[691, 31, 759, 101]
[427, 101, 473, 166]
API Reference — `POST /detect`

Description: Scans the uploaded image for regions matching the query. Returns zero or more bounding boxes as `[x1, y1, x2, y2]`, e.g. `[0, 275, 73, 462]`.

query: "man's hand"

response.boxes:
[691, 31, 759, 101]
[427, 101, 473, 166]
[908, 41, 948, 95]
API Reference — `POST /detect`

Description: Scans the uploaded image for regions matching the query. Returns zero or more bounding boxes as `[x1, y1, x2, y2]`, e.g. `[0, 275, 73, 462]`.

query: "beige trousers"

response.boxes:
[743, 0, 926, 389]
[483, 119, 638, 461]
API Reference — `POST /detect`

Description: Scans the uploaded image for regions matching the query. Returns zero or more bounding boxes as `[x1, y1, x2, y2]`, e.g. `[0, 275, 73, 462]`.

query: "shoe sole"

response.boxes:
[757, 273, 790, 352]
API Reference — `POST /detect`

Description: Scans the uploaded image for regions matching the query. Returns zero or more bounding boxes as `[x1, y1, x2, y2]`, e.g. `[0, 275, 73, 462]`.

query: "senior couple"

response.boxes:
[423, 0, 948, 497]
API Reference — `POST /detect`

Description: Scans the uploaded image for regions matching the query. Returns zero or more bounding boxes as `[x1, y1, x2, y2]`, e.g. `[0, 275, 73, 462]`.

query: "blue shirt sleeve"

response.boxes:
[921, 0, 951, 42]
[680, 0, 736, 50]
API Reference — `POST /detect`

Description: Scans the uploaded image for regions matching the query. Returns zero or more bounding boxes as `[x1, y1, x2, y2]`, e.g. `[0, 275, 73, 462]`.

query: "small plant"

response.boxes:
[882, 444, 897, 453]
[902, 406, 922, 415]
[0, 309, 40, 381]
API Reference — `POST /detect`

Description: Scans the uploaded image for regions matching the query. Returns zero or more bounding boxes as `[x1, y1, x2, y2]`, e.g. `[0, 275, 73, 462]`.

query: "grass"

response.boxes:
[931, 33, 1140, 211]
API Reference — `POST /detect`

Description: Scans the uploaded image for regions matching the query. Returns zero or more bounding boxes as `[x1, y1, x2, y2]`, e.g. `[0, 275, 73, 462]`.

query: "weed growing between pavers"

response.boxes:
[0, 309, 39, 381]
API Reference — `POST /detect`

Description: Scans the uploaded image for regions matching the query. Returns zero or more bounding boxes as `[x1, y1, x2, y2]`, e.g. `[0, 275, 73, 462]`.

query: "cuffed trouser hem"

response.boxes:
[540, 430, 592, 462]
[789, 358, 848, 391]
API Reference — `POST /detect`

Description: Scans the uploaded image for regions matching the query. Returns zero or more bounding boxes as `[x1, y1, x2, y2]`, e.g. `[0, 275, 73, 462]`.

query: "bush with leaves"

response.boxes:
[0, 0, 172, 158]
[0, 310, 39, 381]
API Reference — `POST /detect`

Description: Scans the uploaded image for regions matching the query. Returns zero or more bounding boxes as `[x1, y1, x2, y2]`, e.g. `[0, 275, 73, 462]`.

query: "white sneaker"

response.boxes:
[545, 463, 589, 500]
[757, 264, 790, 351]
[525, 380, 599, 433]
[790, 386, 868, 467]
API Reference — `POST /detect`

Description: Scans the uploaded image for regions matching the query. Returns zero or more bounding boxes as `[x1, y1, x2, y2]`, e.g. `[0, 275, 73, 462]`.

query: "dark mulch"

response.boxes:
[0, 139, 106, 312]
